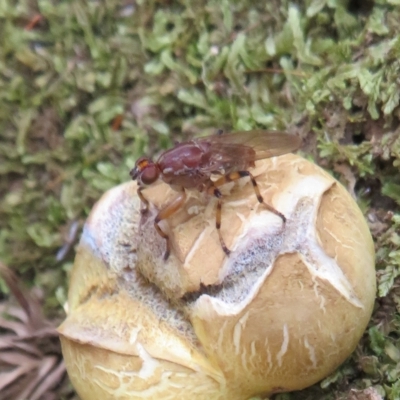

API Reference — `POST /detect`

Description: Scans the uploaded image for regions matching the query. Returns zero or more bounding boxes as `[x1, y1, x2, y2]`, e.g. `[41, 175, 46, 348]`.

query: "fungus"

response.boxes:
[58, 155, 376, 400]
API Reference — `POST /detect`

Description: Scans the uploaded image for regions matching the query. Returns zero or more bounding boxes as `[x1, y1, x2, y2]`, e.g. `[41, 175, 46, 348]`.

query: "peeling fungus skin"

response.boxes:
[58, 154, 376, 400]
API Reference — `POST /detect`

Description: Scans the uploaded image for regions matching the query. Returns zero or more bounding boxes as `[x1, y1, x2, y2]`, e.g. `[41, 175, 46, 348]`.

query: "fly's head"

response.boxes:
[130, 157, 160, 186]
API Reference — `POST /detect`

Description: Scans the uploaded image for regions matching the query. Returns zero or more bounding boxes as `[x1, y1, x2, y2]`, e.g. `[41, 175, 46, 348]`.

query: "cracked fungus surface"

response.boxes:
[59, 155, 376, 399]
[208, 178, 364, 308]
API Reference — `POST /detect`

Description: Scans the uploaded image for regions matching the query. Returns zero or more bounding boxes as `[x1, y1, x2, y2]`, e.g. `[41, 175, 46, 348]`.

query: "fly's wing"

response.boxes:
[194, 130, 301, 174]
[204, 130, 301, 160]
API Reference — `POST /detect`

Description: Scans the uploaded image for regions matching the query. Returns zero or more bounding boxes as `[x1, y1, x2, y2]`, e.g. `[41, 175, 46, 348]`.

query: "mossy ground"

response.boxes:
[1, 0, 400, 399]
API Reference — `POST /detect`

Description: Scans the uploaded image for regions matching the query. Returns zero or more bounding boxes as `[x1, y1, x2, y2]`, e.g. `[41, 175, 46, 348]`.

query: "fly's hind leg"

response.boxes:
[213, 171, 286, 223]
[207, 170, 286, 256]
[154, 188, 187, 260]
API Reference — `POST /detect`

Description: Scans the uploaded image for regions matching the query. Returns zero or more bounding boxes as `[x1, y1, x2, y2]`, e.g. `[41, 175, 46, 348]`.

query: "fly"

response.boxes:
[130, 130, 301, 260]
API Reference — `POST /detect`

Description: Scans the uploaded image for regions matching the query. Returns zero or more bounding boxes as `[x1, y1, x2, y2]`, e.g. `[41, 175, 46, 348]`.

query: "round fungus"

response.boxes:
[58, 155, 376, 400]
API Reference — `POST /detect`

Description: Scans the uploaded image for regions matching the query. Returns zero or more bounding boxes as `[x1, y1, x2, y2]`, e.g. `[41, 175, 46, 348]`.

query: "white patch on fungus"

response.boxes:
[136, 343, 160, 379]
[129, 327, 141, 345]
[233, 311, 250, 355]
[276, 324, 289, 367]
[303, 337, 317, 369]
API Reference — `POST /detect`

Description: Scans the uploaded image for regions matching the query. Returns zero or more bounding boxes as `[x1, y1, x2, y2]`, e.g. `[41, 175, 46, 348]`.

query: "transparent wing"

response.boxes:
[194, 130, 301, 174]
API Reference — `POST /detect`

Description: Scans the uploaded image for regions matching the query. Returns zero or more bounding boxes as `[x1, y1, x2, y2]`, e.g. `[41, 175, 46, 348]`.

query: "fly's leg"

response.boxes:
[137, 187, 150, 214]
[154, 188, 187, 260]
[207, 170, 286, 256]
[213, 171, 286, 222]
[206, 184, 230, 256]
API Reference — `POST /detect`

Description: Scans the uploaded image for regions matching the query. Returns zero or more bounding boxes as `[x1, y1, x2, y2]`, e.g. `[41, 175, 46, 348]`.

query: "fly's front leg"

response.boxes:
[213, 171, 286, 223]
[154, 188, 187, 260]
[137, 187, 150, 214]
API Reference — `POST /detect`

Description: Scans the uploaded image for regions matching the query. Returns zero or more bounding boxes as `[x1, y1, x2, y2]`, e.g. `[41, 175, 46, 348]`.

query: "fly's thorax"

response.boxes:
[158, 141, 209, 189]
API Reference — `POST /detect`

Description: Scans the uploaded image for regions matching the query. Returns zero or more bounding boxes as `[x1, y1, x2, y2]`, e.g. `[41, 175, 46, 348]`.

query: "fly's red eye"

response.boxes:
[130, 157, 149, 180]
[141, 165, 159, 185]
